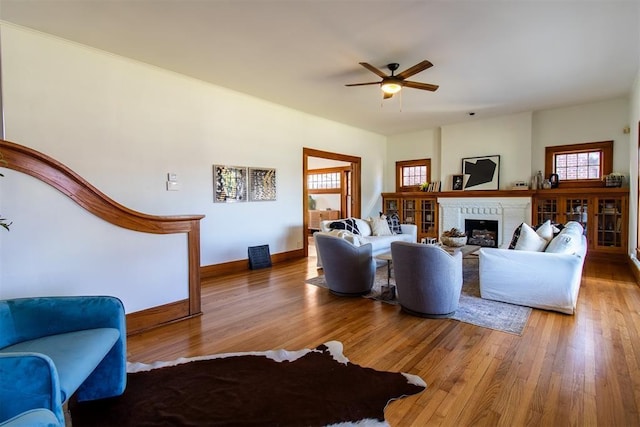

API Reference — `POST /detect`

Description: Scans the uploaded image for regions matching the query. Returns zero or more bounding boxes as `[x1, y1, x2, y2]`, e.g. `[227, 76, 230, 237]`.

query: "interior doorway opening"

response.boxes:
[303, 148, 361, 258]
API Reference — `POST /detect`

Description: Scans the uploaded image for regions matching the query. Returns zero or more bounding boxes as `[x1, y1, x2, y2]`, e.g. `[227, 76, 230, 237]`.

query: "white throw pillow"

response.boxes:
[515, 223, 548, 252]
[354, 218, 372, 237]
[329, 230, 361, 246]
[545, 227, 582, 254]
[563, 221, 584, 235]
[535, 220, 554, 242]
[367, 217, 392, 236]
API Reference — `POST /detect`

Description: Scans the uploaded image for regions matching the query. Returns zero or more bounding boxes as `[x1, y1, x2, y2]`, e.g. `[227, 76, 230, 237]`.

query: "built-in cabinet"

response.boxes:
[383, 188, 629, 259]
[382, 193, 438, 241]
[532, 188, 628, 258]
[308, 209, 340, 230]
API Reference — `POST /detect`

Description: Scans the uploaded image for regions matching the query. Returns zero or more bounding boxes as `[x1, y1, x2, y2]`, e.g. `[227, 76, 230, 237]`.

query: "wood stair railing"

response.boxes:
[0, 139, 205, 334]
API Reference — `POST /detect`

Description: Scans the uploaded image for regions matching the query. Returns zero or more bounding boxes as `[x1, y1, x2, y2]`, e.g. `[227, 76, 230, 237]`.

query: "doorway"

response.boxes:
[303, 148, 361, 257]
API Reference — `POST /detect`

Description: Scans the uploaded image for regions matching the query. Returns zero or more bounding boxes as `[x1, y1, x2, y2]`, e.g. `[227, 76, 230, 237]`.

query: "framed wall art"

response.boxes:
[461, 155, 500, 191]
[249, 167, 277, 201]
[213, 165, 247, 203]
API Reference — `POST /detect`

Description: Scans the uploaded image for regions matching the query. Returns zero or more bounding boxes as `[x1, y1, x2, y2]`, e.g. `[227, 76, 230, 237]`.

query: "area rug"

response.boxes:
[69, 341, 426, 427]
[306, 259, 532, 335]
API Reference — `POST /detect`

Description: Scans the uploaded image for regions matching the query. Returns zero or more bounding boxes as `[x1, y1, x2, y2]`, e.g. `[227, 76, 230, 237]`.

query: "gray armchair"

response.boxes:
[313, 233, 376, 296]
[390, 241, 463, 317]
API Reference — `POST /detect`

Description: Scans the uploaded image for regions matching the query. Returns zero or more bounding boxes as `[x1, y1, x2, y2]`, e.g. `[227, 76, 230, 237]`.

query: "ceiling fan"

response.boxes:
[345, 60, 439, 99]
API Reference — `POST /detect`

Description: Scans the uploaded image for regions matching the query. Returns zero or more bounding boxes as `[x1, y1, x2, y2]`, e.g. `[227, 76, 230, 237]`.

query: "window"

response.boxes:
[307, 171, 340, 190]
[396, 159, 431, 192]
[545, 141, 612, 188]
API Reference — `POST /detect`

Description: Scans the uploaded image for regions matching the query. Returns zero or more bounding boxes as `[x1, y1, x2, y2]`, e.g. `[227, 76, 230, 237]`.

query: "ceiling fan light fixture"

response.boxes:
[381, 82, 402, 94]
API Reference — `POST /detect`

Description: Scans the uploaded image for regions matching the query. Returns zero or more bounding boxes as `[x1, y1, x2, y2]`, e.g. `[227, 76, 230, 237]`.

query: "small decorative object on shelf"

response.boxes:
[604, 173, 624, 187]
[441, 228, 467, 247]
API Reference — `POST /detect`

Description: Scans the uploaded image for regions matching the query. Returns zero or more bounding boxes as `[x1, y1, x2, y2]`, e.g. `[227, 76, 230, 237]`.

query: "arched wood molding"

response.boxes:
[0, 139, 205, 334]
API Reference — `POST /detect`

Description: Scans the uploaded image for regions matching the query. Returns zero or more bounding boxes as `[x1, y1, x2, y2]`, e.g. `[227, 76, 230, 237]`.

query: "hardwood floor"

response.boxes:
[127, 252, 640, 426]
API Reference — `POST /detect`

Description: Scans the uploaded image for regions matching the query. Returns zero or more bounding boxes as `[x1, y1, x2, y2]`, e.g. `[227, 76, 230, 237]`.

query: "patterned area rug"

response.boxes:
[306, 259, 531, 335]
[69, 341, 426, 427]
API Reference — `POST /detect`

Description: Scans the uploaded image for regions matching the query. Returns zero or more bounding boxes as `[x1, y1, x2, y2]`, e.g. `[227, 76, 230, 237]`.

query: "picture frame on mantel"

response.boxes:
[452, 175, 464, 191]
[461, 155, 500, 191]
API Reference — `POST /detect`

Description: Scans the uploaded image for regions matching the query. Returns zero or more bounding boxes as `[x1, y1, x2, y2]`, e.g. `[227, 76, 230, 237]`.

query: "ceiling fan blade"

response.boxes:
[396, 60, 433, 79]
[383, 92, 394, 99]
[345, 82, 381, 87]
[359, 62, 388, 78]
[403, 80, 439, 92]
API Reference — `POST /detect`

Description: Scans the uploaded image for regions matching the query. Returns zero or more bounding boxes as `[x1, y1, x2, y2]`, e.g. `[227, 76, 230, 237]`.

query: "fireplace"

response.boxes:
[465, 219, 499, 248]
[437, 197, 531, 247]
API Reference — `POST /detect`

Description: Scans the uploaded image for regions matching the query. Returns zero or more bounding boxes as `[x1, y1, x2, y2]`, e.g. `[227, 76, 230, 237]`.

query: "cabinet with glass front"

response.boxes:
[532, 188, 627, 258]
[381, 193, 438, 241]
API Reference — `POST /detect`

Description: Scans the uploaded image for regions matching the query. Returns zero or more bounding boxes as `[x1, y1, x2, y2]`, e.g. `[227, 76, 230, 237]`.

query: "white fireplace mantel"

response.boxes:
[437, 197, 531, 247]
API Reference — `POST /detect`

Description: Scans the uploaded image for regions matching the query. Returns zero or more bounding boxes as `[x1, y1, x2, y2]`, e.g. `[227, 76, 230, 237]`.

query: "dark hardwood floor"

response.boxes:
[127, 247, 640, 426]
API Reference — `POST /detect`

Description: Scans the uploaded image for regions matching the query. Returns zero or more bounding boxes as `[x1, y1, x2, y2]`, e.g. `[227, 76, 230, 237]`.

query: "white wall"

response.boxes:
[385, 128, 440, 191]
[0, 24, 386, 310]
[440, 112, 533, 190]
[532, 98, 630, 177]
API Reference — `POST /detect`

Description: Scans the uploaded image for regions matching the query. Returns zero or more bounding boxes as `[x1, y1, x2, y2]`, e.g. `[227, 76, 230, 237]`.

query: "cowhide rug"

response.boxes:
[69, 341, 426, 426]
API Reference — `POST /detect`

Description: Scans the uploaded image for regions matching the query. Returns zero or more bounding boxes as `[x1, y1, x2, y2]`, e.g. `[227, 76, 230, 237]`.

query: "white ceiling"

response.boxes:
[1, 1, 638, 136]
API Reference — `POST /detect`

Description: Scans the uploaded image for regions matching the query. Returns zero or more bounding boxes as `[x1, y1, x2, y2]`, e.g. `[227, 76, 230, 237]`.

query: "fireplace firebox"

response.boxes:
[464, 219, 499, 248]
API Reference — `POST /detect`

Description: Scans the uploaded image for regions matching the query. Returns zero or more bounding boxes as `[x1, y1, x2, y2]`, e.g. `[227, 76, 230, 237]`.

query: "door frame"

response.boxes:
[303, 147, 361, 257]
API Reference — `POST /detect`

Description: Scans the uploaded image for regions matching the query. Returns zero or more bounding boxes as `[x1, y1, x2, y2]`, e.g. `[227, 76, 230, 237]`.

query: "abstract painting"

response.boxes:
[461, 155, 500, 190]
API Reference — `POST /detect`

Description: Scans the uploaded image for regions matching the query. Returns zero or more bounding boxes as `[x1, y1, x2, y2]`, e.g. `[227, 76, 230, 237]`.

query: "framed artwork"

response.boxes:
[249, 167, 277, 201]
[213, 165, 247, 203]
[461, 155, 500, 191]
[452, 174, 464, 191]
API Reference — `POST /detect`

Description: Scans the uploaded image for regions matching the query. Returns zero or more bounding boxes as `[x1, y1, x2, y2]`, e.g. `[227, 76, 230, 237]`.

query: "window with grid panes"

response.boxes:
[545, 141, 612, 188]
[396, 159, 431, 192]
[307, 172, 340, 190]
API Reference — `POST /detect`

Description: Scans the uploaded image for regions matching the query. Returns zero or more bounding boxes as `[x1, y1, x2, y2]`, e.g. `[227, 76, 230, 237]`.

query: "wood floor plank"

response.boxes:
[126, 254, 640, 426]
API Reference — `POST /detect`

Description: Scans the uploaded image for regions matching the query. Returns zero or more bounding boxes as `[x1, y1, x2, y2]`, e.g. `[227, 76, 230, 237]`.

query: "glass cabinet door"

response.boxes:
[402, 199, 416, 224]
[564, 198, 588, 233]
[383, 198, 399, 217]
[420, 199, 437, 237]
[535, 197, 559, 225]
[595, 197, 624, 249]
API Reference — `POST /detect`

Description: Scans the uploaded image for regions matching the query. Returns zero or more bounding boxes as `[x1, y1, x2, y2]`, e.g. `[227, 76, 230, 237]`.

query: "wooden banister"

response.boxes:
[0, 139, 205, 334]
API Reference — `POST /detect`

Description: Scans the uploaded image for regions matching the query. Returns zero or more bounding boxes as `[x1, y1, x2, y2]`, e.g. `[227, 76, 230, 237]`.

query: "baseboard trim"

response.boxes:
[201, 248, 305, 278]
[627, 254, 640, 286]
[126, 299, 202, 335]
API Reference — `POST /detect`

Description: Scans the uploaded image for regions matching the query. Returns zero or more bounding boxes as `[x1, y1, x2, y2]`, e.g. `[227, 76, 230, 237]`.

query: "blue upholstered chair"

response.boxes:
[0, 296, 127, 426]
[391, 241, 463, 317]
[314, 233, 376, 296]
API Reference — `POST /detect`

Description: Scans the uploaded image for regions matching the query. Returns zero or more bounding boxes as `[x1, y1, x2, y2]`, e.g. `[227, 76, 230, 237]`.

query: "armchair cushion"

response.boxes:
[2, 328, 119, 402]
[0, 408, 60, 427]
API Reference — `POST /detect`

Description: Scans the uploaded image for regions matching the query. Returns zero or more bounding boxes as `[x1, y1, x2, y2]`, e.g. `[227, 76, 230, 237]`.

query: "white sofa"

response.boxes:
[315, 218, 417, 267]
[478, 221, 587, 314]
